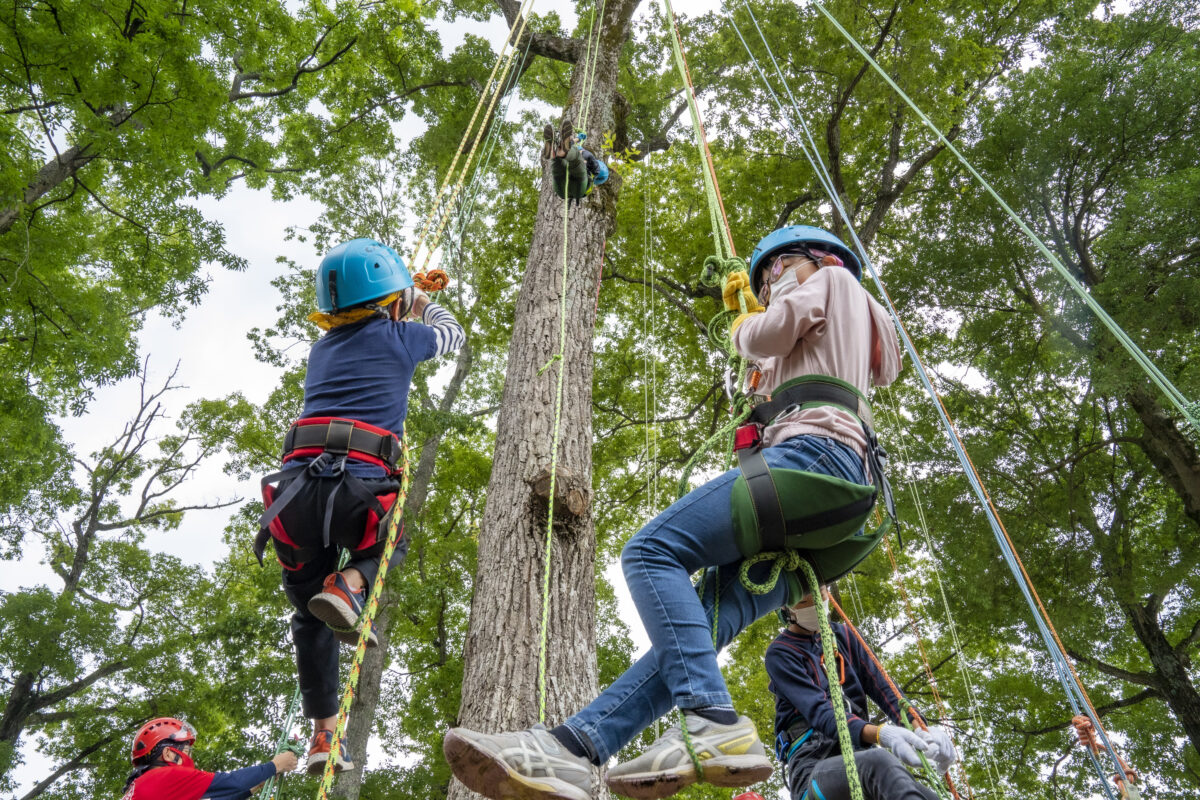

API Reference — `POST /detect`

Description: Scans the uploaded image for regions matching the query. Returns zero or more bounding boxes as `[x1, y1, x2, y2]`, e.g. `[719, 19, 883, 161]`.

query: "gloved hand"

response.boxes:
[722, 270, 764, 314]
[916, 725, 957, 774]
[877, 723, 929, 769]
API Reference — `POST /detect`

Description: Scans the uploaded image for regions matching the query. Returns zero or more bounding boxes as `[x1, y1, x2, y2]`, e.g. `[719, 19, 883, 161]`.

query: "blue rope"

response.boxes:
[726, 5, 1128, 795]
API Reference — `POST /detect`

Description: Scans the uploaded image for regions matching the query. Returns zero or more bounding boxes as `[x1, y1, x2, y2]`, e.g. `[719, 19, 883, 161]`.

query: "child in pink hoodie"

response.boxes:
[443, 226, 902, 800]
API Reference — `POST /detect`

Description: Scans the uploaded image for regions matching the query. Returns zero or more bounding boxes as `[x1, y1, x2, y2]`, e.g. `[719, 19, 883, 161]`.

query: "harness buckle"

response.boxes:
[733, 423, 763, 452]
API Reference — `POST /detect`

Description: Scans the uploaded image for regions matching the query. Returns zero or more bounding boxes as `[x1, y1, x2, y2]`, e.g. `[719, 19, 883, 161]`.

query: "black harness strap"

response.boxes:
[282, 419, 401, 470]
[735, 376, 900, 554]
[736, 447, 789, 552]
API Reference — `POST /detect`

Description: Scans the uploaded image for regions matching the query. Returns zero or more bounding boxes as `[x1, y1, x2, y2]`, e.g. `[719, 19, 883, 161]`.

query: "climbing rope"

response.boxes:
[660, 0, 755, 496]
[535, 0, 608, 722]
[662, 0, 734, 260]
[728, 5, 1136, 795]
[315, 432, 412, 799]
[880, 385, 1003, 795]
[797, 560, 866, 800]
[409, 0, 537, 272]
[261, 686, 303, 800]
[825, 593, 958, 800]
[805, 0, 1199, 437]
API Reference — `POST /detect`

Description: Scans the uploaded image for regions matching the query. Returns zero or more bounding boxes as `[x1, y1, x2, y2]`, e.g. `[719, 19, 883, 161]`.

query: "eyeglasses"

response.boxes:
[760, 252, 813, 305]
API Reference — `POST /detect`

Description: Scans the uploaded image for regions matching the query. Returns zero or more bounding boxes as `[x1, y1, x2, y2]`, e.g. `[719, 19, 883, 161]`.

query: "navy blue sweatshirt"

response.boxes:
[765, 625, 914, 789]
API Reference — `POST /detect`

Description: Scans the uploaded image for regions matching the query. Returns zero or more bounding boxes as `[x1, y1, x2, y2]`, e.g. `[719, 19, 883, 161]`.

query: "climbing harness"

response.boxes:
[730, 376, 898, 597]
[315, 431, 411, 799]
[256, 417, 404, 569]
[725, 3, 1144, 794]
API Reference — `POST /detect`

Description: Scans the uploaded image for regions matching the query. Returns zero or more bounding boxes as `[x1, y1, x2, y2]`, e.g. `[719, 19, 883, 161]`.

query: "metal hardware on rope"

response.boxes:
[261, 687, 303, 800]
[315, 432, 412, 799]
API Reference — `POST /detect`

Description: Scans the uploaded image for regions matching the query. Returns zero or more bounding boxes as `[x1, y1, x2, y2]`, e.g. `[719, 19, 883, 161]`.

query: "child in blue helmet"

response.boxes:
[542, 119, 609, 201]
[443, 226, 902, 800]
[257, 238, 463, 775]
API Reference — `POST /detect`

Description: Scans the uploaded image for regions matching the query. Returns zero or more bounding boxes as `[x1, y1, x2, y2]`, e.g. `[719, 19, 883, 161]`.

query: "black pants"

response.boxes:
[277, 473, 404, 719]
[551, 146, 593, 199]
[792, 749, 940, 800]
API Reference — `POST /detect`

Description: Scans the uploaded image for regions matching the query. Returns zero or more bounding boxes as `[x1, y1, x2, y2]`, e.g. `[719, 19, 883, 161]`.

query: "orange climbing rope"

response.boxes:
[826, 593, 965, 800]
[1072, 715, 1139, 798]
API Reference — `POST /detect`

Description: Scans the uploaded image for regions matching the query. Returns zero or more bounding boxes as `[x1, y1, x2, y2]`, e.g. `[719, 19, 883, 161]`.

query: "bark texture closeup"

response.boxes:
[451, 3, 640, 799]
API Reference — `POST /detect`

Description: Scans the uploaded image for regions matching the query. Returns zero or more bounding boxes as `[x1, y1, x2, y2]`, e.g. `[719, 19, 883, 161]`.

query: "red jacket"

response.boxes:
[122, 761, 275, 800]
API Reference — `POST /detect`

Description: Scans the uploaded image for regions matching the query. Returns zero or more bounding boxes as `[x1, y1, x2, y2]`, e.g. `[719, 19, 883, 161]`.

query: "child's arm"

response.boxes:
[765, 639, 871, 745]
[418, 300, 465, 358]
[203, 761, 277, 798]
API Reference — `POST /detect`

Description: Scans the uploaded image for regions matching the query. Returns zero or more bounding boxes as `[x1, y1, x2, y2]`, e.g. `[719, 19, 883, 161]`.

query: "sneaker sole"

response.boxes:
[606, 755, 774, 800]
[308, 591, 359, 629]
[306, 753, 356, 776]
[443, 729, 590, 800]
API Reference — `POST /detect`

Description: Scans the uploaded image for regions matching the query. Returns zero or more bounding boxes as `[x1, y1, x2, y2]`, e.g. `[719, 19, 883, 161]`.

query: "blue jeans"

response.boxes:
[563, 434, 868, 762]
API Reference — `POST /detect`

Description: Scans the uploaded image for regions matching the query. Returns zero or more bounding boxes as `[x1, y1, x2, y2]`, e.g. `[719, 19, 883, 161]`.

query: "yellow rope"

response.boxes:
[315, 433, 411, 799]
[413, 2, 536, 273]
[410, 0, 537, 268]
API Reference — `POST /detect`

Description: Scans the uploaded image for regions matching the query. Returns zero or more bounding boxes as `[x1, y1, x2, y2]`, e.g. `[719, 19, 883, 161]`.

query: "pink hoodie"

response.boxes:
[731, 264, 902, 459]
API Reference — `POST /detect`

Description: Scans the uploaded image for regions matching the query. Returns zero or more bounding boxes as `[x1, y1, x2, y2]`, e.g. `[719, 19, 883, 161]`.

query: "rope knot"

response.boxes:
[738, 549, 804, 595]
[699, 255, 748, 287]
[413, 270, 449, 292]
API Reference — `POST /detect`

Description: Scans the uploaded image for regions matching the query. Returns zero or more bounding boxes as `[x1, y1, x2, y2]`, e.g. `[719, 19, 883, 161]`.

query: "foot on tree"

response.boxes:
[556, 117, 575, 159]
[542, 123, 555, 160]
[605, 713, 773, 799]
[443, 724, 597, 800]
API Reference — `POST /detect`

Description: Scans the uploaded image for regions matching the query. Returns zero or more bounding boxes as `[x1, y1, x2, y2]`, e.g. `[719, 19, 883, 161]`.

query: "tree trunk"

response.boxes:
[450, 3, 637, 798]
[1119, 597, 1200, 757]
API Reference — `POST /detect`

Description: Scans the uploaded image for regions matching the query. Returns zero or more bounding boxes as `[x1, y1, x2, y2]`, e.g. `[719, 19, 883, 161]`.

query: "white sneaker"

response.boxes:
[606, 713, 773, 799]
[444, 724, 597, 800]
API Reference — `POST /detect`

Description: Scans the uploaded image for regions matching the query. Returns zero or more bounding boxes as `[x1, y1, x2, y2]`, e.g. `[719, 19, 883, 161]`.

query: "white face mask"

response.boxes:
[789, 604, 820, 630]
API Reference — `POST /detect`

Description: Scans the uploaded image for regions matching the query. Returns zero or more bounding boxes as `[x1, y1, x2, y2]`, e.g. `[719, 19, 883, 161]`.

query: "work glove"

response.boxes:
[877, 723, 929, 769]
[722, 270, 764, 314]
[916, 725, 957, 774]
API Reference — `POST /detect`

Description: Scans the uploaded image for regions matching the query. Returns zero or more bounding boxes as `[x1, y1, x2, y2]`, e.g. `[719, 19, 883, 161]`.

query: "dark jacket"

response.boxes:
[765, 624, 912, 792]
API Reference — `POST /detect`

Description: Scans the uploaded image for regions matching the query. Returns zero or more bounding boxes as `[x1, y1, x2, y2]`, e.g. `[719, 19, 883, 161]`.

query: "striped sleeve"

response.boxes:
[420, 301, 465, 358]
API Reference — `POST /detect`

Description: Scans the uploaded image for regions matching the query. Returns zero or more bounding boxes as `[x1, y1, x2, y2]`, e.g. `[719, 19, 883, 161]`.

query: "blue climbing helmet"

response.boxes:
[748, 225, 862, 297]
[314, 238, 413, 313]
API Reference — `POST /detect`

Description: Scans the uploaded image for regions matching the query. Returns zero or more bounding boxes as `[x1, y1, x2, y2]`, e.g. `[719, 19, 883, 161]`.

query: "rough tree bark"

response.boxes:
[450, 2, 640, 799]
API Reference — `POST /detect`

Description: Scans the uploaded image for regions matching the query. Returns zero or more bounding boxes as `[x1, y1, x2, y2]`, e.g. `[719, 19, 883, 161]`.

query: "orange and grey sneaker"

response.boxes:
[307, 572, 378, 648]
[307, 729, 355, 775]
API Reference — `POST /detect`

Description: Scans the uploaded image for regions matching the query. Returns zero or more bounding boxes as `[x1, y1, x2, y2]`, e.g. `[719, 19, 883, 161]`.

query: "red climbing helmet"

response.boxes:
[130, 717, 197, 764]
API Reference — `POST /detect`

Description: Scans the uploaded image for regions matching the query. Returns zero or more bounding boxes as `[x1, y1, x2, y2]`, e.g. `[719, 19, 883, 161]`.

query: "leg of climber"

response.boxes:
[444, 435, 865, 800]
[544, 119, 592, 200]
[283, 548, 356, 775]
[801, 750, 940, 800]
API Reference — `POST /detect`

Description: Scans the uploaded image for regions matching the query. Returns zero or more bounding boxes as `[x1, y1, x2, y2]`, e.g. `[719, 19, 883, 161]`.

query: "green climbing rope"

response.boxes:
[807, 0, 1199, 436]
[316, 432, 412, 800]
[261, 686, 303, 800]
[796, 559, 866, 800]
[535, 0, 608, 723]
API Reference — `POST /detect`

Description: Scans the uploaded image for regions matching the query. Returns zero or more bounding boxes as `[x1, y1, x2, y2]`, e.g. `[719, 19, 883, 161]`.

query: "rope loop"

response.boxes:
[413, 269, 449, 292]
[699, 254, 747, 287]
[738, 549, 802, 595]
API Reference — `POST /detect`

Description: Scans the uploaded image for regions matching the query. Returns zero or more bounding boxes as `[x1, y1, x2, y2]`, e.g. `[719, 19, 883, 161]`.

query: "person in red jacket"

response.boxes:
[121, 717, 299, 800]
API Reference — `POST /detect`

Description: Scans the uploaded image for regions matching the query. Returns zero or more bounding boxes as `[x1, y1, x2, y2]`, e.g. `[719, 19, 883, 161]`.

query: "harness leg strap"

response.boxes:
[736, 446, 788, 552]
